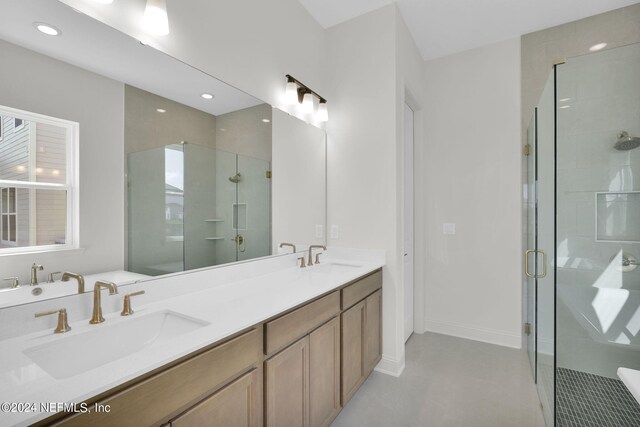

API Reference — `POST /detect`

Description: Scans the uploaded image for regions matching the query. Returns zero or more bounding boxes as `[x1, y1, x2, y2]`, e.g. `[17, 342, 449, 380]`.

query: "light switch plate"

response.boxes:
[315, 224, 323, 239]
[443, 223, 456, 235]
[330, 225, 339, 239]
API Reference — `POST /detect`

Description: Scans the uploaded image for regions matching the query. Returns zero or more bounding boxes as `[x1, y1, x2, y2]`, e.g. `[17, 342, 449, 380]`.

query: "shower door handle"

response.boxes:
[525, 249, 547, 279]
[232, 234, 246, 253]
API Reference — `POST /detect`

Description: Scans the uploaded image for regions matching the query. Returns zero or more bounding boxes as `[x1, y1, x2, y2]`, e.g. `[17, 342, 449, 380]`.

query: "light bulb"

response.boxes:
[285, 81, 298, 105]
[302, 92, 314, 114]
[317, 101, 328, 122]
[142, 0, 169, 36]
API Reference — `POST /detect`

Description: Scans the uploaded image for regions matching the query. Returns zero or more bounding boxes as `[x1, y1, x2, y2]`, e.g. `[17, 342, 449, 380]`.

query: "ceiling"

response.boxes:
[298, 0, 640, 60]
[0, 0, 262, 116]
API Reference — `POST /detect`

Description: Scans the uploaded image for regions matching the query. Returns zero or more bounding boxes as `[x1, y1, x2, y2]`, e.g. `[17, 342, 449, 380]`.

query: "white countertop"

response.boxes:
[618, 367, 640, 405]
[0, 249, 384, 426]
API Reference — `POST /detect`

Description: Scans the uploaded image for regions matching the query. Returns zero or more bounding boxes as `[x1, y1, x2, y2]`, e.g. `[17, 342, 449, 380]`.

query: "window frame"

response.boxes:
[0, 115, 4, 141]
[0, 105, 79, 255]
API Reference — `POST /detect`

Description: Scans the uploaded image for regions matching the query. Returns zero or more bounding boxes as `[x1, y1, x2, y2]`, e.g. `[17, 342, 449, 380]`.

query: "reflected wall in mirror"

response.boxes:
[0, 0, 326, 308]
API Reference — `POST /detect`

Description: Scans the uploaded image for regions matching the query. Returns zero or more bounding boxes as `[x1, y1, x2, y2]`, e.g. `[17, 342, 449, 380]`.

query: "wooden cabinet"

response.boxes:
[171, 368, 261, 427]
[341, 288, 382, 405]
[309, 317, 341, 427]
[341, 300, 365, 404]
[363, 290, 382, 375]
[265, 336, 310, 427]
[265, 316, 341, 427]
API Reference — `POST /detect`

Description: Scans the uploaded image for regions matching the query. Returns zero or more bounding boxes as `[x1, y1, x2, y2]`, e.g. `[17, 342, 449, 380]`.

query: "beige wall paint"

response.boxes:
[125, 85, 216, 154]
[423, 38, 523, 348]
[216, 104, 272, 162]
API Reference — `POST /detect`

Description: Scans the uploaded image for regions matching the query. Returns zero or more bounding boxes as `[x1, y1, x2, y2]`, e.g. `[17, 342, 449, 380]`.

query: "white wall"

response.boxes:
[0, 39, 124, 282]
[422, 38, 523, 348]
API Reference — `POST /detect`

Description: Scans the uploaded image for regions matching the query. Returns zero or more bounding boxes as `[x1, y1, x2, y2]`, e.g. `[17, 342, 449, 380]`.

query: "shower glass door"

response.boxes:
[525, 111, 537, 380]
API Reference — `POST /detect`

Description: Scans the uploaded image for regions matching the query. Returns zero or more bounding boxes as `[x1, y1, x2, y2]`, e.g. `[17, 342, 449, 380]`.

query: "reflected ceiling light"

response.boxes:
[142, 0, 170, 36]
[262, 119, 271, 123]
[317, 101, 328, 122]
[156, 108, 166, 113]
[560, 105, 571, 109]
[284, 74, 328, 119]
[16, 165, 26, 172]
[559, 98, 571, 102]
[201, 93, 214, 100]
[589, 42, 607, 52]
[33, 22, 61, 36]
[52, 170, 60, 176]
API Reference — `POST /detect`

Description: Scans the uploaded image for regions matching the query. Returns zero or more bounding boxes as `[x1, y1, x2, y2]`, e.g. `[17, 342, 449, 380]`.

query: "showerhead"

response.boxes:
[229, 173, 242, 183]
[614, 131, 640, 151]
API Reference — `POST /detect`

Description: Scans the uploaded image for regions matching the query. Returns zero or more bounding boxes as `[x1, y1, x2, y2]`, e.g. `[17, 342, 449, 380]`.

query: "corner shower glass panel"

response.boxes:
[554, 43, 640, 426]
[128, 144, 270, 275]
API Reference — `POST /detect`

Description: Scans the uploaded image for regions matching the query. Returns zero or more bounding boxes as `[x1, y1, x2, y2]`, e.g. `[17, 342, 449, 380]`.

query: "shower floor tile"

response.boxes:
[557, 367, 640, 427]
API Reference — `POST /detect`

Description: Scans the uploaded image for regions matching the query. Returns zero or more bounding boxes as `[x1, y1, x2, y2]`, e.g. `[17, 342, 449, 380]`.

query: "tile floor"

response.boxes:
[332, 332, 545, 427]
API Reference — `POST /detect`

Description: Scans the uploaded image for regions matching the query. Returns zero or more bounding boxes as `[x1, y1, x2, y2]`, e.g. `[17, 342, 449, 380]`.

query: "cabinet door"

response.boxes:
[341, 300, 365, 405]
[309, 317, 341, 427]
[171, 368, 261, 427]
[265, 336, 310, 427]
[363, 289, 382, 375]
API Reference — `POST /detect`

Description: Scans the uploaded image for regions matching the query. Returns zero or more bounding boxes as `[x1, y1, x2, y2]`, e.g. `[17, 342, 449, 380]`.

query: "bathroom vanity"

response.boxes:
[0, 250, 384, 427]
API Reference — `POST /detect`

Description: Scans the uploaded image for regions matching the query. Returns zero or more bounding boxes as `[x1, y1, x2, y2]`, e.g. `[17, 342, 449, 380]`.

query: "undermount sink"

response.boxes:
[310, 262, 362, 275]
[24, 310, 209, 379]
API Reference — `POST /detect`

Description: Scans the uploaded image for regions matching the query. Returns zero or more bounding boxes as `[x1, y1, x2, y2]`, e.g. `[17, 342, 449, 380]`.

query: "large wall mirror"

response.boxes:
[0, 0, 326, 308]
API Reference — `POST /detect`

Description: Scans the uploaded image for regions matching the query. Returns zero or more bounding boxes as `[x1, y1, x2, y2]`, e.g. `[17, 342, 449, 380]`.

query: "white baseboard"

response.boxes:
[374, 354, 405, 377]
[425, 319, 522, 349]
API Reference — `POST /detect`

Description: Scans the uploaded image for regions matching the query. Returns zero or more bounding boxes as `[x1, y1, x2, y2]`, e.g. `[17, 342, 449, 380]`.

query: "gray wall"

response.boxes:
[0, 39, 124, 284]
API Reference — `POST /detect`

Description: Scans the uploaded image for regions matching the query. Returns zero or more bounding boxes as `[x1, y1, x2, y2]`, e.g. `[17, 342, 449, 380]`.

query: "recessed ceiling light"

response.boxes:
[559, 98, 571, 102]
[201, 93, 214, 100]
[34, 22, 61, 36]
[156, 108, 166, 113]
[560, 105, 571, 109]
[589, 42, 607, 52]
[262, 119, 271, 123]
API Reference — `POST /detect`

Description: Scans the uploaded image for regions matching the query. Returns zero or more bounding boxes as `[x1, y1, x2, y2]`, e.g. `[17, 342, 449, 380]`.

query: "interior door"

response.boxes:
[403, 102, 415, 342]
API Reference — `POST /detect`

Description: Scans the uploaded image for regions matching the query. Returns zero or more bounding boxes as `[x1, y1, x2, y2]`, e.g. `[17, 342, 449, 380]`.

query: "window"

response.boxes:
[0, 105, 78, 253]
[13, 118, 24, 130]
[0, 188, 17, 245]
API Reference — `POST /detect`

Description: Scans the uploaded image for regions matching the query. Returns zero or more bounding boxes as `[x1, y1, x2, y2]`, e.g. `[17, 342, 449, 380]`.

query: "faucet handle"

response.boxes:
[297, 256, 307, 268]
[315, 253, 323, 264]
[121, 290, 145, 316]
[47, 272, 62, 283]
[3, 277, 19, 288]
[35, 308, 71, 334]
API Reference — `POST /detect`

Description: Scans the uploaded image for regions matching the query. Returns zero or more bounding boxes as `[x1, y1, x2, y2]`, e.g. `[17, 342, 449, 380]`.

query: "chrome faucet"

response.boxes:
[279, 242, 297, 253]
[61, 272, 85, 294]
[308, 245, 327, 266]
[90, 281, 118, 324]
[30, 263, 43, 286]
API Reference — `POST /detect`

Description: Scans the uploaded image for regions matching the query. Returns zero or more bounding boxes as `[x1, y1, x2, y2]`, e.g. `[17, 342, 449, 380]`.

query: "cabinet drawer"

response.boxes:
[56, 328, 260, 427]
[341, 270, 382, 310]
[265, 291, 340, 356]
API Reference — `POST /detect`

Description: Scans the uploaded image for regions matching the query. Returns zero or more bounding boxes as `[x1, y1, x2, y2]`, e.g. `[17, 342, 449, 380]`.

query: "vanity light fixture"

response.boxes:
[201, 93, 214, 100]
[589, 42, 607, 52]
[34, 22, 61, 36]
[284, 74, 328, 121]
[142, 0, 170, 36]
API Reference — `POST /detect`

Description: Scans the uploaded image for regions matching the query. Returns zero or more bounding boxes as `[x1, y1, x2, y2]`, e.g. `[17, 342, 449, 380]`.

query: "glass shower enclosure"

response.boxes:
[526, 42, 640, 426]
[127, 143, 270, 276]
